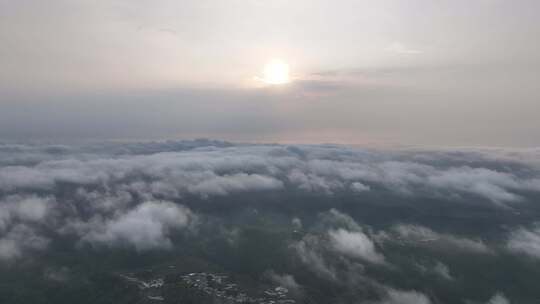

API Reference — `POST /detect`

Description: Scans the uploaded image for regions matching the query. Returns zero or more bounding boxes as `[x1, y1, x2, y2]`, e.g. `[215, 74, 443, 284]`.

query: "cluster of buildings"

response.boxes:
[180, 272, 296, 304]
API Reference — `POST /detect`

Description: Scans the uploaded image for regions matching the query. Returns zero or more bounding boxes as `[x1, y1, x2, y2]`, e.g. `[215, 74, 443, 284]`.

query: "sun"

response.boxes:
[262, 59, 290, 85]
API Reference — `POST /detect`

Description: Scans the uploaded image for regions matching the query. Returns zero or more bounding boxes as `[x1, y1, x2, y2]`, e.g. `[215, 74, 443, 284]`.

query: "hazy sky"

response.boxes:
[1, 0, 539, 146]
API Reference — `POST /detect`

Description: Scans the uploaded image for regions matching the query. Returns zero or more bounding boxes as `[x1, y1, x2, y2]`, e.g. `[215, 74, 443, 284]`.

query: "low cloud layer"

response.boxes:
[0, 140, 534, 303]
[0, 140, 539, 261]
[1, 141, 539, 204]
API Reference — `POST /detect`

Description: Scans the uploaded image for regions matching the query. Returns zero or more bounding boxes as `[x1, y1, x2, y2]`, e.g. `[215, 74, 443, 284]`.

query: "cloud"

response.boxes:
[314, 209, 385, 263]
[11, 196, 50, 222]
[0, 195, 52, 231]
[487, 292, 510, 304]
[81, 201, 195, 251]
[1, 141, 539, 206]
[0, 140, 539, 262]
[265, 270, 302, 294]
[350, 181, 370, 192]
[427, 167, 522, 203]
[0, 238, 20, 260]
[328, 228, 385, 264]
[390, 224, 492, 254]
[43, 266, 72, 282]
[287, 169, 342, 194]
[292, 235, 337, 280]
[291, 217, 303, 229]
[507, 223, 540, 259]
[292, 209, 386, 285]
[432, 261, 453, 280]
[415, 260, 454, 280]
[380, 288, 431, 304]
[187, 173, 283, 197]
[0, 195, 53, 260]
[1, 141, 538, 301]
[0, 225, 49, 261]
[320, 209, 363, 231]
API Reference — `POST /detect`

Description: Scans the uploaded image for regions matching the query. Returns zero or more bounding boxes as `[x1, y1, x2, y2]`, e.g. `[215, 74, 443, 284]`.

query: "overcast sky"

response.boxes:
[1, 0, 539, 146]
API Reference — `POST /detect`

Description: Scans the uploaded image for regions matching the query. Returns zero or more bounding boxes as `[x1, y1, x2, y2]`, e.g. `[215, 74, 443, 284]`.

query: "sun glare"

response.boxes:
[262, 59, 290, 85]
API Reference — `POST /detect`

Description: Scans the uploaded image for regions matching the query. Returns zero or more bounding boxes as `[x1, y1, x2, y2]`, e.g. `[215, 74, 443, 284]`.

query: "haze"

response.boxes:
[1, 0, 539, 146]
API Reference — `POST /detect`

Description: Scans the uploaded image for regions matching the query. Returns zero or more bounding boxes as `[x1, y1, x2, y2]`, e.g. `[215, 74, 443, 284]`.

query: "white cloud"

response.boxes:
[321, 209, 363, 231]
[415, 260, 453, 280]
[266, 270, 301, 293]
[287, 168, 342, 194]
[0, 195, 52, 233]
[507, 224, 540, 259]
[74, 188, 133, 213]
[0, 195, 53, 260]
[1, 141, 540, 262]
[11, 196, 50, 222]
[0, 238, 20, 260]
[293, 235, 337, 280]
[293, 209, 386, 283]
[292, 217, 303, 229]
[0, 225, 49, 261]
[82, 201, 195, 251]
[487, 292, 510, 304]
[381, 288, 431, 304]
[187, 173, 283, 197]
[0, 143, 539, 206]
[350, 181, 370, 192]
[432, 261, 453, 280]
[427, 167, 522, 203]
[329, 228, 385, 264]
[391, 224, 492, 254]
